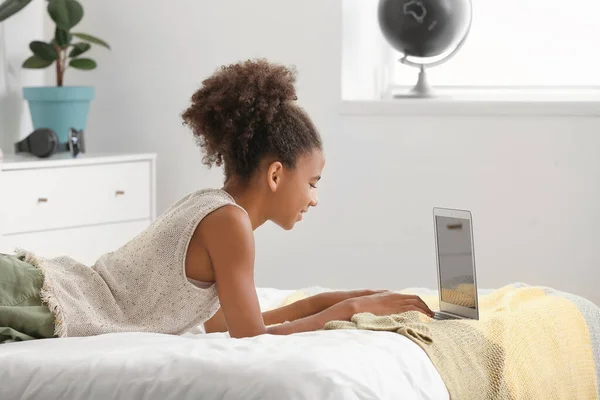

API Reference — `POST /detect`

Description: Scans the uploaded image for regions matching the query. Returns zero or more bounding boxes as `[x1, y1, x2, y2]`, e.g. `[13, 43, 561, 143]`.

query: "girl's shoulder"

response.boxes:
[192, 189, 250, 238]
[158, 188, 249, 237]
[165, 188, 243, 214]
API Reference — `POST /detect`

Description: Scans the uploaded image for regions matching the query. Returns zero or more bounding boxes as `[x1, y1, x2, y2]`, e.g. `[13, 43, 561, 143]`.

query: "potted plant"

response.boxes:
[3, 0, 109, 146]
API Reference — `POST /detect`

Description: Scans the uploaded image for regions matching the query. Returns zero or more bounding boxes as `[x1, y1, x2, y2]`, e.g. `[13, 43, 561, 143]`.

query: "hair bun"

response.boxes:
[182, 58, 299, 171]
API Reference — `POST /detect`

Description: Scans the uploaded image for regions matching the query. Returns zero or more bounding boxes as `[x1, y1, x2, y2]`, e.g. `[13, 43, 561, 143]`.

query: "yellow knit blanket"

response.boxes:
[284, 284, 600, 400]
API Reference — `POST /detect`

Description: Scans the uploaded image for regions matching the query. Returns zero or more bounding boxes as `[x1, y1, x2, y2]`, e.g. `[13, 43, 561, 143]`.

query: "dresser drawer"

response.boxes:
[0, 161, 151, 234]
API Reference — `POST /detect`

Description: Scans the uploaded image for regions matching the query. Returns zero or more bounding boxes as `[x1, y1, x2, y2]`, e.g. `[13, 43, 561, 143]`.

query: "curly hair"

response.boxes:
[181, 58, 322, 181]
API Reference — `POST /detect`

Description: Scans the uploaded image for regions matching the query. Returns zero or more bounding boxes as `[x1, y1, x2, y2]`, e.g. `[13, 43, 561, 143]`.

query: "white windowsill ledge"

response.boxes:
[340, 88, 600, 117]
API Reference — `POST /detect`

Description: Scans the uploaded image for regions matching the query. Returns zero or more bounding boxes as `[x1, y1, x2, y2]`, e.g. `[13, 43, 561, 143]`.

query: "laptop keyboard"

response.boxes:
[433, 312, 458, 321]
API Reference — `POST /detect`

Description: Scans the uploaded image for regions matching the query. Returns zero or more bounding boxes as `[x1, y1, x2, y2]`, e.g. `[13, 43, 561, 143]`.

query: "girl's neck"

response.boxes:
[222, 178, 268, 230]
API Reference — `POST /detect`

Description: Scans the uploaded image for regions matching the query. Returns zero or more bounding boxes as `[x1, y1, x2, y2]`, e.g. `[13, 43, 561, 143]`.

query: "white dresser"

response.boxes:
[0, 153, 156, 265]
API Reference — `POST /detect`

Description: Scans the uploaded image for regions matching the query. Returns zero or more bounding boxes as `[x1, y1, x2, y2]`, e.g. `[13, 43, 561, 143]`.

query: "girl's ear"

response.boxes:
[267, 161, 284, 192]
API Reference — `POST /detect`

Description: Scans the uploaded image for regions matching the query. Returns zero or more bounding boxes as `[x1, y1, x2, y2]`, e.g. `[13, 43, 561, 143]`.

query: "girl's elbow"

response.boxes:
[228, 326, 267, 339]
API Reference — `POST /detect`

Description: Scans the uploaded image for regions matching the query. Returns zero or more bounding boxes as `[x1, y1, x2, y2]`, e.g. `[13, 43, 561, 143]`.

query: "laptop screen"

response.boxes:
[435, 216, 477, 309]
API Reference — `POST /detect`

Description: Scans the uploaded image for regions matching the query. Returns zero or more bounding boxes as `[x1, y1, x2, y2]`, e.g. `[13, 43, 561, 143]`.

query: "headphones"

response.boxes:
[14, 127, 85, 158]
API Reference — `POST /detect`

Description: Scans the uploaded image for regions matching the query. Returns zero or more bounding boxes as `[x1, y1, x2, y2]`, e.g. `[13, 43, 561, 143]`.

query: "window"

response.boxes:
[342, 0, 600, 99]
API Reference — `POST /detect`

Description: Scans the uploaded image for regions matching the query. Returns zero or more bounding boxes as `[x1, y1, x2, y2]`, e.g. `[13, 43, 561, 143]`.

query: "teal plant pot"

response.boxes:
[23, 86, 95, 145]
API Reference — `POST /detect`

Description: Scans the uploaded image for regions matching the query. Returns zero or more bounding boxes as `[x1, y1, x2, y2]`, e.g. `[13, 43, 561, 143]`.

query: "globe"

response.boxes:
[377, 0, 472, 97]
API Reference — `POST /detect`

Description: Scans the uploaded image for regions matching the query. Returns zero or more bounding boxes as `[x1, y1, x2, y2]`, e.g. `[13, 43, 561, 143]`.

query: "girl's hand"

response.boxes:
[343, 291, 435, 318]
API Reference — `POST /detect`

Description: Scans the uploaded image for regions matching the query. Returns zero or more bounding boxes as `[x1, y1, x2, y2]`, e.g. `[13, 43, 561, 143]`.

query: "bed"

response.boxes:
[0, 287, 449, 400]
[1, 285, 599, 400]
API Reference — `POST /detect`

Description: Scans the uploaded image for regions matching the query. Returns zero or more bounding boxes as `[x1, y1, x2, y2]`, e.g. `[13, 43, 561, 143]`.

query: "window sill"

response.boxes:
[340, 88, 600, 117]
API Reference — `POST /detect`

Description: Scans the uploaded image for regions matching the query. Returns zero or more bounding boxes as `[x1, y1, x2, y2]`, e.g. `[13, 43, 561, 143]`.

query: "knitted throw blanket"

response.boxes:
[319, 284, 600, 399]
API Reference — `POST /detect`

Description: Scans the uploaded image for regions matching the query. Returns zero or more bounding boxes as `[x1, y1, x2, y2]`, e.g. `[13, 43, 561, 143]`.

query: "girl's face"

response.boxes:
[267, 149, 325, 230]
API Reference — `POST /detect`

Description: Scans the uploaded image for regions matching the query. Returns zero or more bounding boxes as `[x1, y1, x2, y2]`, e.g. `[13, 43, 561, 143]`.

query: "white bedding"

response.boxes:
[0, 288, 449, 400]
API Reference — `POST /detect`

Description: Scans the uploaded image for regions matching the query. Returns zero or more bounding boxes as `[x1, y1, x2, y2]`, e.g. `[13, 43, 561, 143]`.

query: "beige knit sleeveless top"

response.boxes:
[17, 188, 243, 338]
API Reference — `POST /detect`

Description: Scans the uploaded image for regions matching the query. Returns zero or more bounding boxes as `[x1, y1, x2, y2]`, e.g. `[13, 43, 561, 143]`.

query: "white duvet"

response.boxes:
[0, 288, 448, 400]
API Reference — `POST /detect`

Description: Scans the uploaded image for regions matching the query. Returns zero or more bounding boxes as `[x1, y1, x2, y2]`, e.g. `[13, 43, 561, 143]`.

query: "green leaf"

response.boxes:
[0, 0, 35, 22]
[47, 0, 83, 30]
[29, 41, 58, 61]
[72, 33, 110, 50]
[68, 42, 90, 57]
[22, 55, 54, 69]
[54, 26, 72, 48]
[69, 58, 96, 70]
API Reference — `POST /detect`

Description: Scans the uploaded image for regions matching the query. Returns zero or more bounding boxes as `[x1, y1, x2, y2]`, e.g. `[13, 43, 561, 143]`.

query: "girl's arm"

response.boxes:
[200, 206, 432, 338]
[264, 289, 380, 325]
[199, 206, 361, 338]
[205, 289, 378, 333]
[267, 289, 435, 335]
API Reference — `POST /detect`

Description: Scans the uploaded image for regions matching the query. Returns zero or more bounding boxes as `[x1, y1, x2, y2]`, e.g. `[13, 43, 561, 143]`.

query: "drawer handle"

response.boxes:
[115, 190, 126, 196]
[37, 197, 48, 203]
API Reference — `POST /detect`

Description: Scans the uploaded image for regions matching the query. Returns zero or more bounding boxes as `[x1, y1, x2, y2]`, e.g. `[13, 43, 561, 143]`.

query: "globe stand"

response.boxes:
[393, 65, 435, 98]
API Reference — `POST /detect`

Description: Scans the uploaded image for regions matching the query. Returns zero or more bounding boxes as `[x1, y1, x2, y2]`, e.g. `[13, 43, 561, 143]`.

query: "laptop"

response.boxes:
[432, 207, 480, 320]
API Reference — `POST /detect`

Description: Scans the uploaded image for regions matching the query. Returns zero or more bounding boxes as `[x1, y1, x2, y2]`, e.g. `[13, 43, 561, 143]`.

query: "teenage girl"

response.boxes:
[0, 59, 433, 343]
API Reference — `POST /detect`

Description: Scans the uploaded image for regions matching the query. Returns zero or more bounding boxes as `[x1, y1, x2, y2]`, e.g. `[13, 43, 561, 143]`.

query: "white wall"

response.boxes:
[0, 1, 46, 152]
[53, 0, 600, 305]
